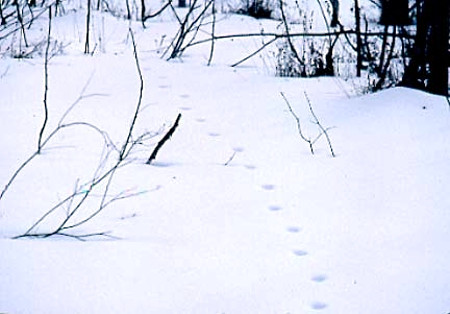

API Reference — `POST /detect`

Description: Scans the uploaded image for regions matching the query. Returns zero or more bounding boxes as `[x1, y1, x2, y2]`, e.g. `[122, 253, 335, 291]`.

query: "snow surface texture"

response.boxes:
[1, 6, 450, 314]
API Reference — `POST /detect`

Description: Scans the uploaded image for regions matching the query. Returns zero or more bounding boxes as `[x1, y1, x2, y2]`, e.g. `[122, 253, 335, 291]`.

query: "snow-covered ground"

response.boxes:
[1, 7, 449, 314]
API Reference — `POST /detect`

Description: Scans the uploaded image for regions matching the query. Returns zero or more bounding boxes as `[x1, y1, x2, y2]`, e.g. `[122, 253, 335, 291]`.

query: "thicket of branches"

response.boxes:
[0, 3, 185, 238]
[1, 0, 447, 95]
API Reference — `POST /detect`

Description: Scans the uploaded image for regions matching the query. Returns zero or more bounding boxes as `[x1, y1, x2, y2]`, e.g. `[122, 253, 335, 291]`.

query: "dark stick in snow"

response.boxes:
[147, 113, 182, 164]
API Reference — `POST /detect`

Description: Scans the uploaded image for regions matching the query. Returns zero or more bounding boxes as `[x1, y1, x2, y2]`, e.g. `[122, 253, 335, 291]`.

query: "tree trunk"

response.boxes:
[380, 0, 409, 26]
[427, 0, 448, 96]
[0, 1, 6, 25]
[402, 0, 448, 96]
[330, 0, 339, 27]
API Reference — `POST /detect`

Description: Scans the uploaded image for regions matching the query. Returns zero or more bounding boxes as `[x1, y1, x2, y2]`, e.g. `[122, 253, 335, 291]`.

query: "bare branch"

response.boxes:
[231, 36, 277, 67]
[14, 26, 156, 240]
[181, 29, 412, 53]
[142, 0, 172, 22]
[280, 92, 314, 154]
[37, 5, 52, 153]
[279, 0, 305, 67]
[120, 28, 144, 160]
[304, 91, 336, 157]
[207, 0, 216, 66]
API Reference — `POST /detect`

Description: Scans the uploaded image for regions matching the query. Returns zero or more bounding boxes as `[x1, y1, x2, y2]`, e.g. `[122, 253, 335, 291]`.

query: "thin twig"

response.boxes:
[37, 5, 51, 153]
[207, 0, 216, 66]
[280, 92, 314, 154]
[142, 0, 172, 22]
[15, 27, 152, 239]
[231, 37, 277, 67]
[120, 29, 144, 160]
[0, 92, 108, 203]
[0, 152, 38, 202]
[304, 91, 336, 157]
[13, 231, 120, 241]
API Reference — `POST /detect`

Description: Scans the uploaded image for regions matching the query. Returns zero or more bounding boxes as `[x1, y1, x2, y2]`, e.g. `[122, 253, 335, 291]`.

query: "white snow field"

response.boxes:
[1, 7, 450, 314]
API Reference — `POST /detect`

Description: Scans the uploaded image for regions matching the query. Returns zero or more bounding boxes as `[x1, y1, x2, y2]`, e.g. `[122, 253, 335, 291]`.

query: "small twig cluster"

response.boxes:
[163, 0, 214, 60]
[303, 91, 335, 157]
[281, 91, 335, 157]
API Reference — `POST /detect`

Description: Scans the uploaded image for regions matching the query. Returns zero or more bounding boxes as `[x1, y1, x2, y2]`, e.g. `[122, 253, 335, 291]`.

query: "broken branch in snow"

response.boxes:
[224, 151, 237, 166]
[13, 230, 120, 241]
[147, 113, 182, 164]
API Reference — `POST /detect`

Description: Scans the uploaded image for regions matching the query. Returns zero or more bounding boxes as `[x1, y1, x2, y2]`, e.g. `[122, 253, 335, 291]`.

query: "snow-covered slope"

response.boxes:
[1, 9, 449, 314]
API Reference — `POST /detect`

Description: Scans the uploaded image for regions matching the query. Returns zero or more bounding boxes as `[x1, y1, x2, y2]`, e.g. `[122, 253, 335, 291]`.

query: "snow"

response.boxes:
[1, 6, 450, 314]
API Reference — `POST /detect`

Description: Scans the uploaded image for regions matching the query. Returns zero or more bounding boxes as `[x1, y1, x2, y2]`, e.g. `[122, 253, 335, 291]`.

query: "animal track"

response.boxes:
[179, 106, 192, 111]
[311, 274, 328, 283]
[208, 132, 220, 137]
[119, 213, 137, 220]
[286, 226, 301, 233]
[310, 301, 328, 310]
[261, 184, 275, 191]
[268, 205, 282, 211]
[293, 250, 308, 257]
[233, 147, 245, 152]
[244, 164, 256, 170]
[179, 94, 190, 98]
[196, 118, 206, 123]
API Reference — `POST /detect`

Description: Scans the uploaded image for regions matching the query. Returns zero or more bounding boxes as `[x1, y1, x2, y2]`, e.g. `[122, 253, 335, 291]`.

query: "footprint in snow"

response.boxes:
[268, 205, 282, 211]
[179, 94, 190, 98]
[196, 118, 206, 123]
[293, 250, 308, 257]
[233, 146, 245, 152]
[310, 301, 328, 310]
[244, 164, 256, 170]
[286, 226, 301, 233]
[261, 184, 275, 191]
[311, 274, 328, 283]
[179, 106, 192, 111]
[158, 84, 170, 89]
[208, 132, 220, 137]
